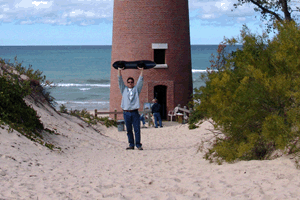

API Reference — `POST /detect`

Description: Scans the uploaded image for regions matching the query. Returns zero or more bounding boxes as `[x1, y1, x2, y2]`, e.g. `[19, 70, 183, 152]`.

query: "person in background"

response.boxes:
[118, 64, 144, 150]
[140, 114, 147, 128]
[151, 98, 163, 128]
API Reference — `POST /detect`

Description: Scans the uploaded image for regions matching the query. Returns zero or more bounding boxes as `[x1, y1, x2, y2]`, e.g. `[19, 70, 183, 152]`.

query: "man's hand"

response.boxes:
[118, 67, 124, 76]
[138, 67, 144, 77]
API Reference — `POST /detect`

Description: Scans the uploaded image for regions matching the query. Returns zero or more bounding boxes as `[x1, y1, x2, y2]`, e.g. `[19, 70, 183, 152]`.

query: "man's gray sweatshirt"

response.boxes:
[118, 75, 143, 111]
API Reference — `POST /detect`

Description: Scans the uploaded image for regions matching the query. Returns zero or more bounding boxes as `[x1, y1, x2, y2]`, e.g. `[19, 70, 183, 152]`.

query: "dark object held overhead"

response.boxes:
[113, 60, 156, 70]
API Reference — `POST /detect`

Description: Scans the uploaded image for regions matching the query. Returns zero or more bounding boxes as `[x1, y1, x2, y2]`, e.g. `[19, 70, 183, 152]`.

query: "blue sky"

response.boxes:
[0, 0, 287, 45]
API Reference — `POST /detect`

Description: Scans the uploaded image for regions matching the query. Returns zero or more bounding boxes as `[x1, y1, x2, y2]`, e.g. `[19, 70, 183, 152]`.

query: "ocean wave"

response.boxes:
[45, 83, 110, 87]
[56, 101, 109, 105]
[86, 79, 110, 84]
[192, 69, 218, 73]
[79, 88, 91, 91]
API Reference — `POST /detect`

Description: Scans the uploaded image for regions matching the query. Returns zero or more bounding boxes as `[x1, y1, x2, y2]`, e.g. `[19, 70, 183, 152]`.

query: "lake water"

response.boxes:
[0, 45, 241, 111]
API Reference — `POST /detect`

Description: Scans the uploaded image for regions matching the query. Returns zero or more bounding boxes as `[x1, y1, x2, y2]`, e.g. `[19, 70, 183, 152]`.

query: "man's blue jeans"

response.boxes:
[153, 112, 162, 128]
[123, 110, 142, 148]
[140, 114, 145, 125]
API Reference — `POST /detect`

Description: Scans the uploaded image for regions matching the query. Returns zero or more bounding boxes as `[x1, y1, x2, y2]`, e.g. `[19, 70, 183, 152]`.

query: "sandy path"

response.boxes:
[1, 115, 300, 199]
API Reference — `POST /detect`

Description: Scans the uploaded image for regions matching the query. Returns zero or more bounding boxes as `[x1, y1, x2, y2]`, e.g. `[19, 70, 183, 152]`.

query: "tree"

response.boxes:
[233, 0, 299, 30]
[190, 21, 300, 163]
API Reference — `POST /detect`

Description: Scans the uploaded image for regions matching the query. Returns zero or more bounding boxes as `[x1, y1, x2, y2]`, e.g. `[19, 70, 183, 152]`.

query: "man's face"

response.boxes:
[127, 80, 134, 88]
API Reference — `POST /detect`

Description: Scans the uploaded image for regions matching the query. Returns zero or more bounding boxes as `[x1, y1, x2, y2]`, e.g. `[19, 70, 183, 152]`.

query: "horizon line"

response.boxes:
[0, 44, 242, 46]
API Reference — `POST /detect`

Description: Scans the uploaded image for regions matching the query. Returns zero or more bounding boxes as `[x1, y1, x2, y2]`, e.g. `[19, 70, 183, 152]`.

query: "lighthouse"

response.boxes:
[109, 0, 193, 119]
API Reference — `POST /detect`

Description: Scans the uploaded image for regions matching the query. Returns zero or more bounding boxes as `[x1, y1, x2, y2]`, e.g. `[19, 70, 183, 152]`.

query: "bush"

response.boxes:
[190, 21, 300, 162]
[0, 75, 44, 137]
[59, 104, 68, 113]
[69, 108, 117, 127]
[13, 56, 46, 83]
[0, 57, 56, 139]
[96, 116, 117, 128]
[11, 57, 56, 107]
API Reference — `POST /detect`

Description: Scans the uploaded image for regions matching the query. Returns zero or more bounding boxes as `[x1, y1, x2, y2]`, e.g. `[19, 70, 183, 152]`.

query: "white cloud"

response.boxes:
[0, 0, 113, 25]
[15, 0, 35, 9]
[189, 0, 256, 24]
[85, 11, 95, 17]
[32, 1, 48, 6]
[20, 20, 34, 25]
[32, 1, 52, 9]
[0, 0, 285, 26]
[2, 5, 10, 12]
[68, 10, 96, 18]
[237, 17, 246, 22]
[215, 1, 230, 11]
[69, 9, 84, 17]
[202, 14, 216, 19]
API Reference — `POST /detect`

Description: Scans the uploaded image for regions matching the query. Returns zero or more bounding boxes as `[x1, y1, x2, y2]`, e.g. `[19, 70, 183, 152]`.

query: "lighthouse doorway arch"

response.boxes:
[154, 85, 167, 119]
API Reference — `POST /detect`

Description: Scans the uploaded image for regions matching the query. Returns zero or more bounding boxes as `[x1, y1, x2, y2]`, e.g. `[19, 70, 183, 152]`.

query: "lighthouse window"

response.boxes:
[154, 49, 165, 64]
[152, 43, 168, 68]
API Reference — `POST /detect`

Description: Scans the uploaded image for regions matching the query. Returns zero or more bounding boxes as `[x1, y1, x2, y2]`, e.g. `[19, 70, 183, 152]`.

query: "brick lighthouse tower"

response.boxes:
[109, 0, 193, 119]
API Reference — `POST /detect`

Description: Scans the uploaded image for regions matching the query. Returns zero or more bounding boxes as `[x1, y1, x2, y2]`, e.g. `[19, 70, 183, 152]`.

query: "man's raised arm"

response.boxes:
[118, 67, 125, 93]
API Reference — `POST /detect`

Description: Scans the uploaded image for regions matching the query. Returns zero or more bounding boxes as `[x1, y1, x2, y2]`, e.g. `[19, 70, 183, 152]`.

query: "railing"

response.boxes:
[174, 104, 193, 124]
[94, 105, 193, 124]
[94, 109, 152, 125]
[94, 109, 122, 121]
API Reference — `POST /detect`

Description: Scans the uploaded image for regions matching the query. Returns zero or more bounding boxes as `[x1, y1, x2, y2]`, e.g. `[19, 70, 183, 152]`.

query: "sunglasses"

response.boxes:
[127, 81, 134, 84]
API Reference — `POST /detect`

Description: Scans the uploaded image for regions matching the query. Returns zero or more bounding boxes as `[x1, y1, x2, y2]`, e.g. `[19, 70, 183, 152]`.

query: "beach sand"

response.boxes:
[1, 98, 300, 199]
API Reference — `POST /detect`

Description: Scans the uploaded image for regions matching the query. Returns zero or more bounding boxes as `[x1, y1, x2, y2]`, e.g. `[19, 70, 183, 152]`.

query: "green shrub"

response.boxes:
[13, 56, 46, 83]
[96, 116, 117, 128]
[0, 75, 44, 138]
[188, 123, 199, 130]
[190, 21, 300, 162]
[59, 104, 68, 113]
[69, 108, 117, 127]
[0, 57, 58, 141]
[12, 57, 55, 107]
[1, 57, 56, 107]
[0, 58, 62, 151]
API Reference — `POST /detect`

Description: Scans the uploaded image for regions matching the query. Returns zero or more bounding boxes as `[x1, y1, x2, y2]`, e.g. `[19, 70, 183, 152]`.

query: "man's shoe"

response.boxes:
[126, 146, 134, 150]
[137, 147, 143, 150]
[160, 126, 163, 128]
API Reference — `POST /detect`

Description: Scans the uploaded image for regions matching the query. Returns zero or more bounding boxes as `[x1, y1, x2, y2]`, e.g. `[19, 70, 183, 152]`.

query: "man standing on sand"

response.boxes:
[118, 65, 144, 150]
[151, 98, 163, 128]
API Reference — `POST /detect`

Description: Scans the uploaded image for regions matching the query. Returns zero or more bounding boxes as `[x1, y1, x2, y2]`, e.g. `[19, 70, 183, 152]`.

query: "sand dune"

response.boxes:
[1, 98, 300, 199]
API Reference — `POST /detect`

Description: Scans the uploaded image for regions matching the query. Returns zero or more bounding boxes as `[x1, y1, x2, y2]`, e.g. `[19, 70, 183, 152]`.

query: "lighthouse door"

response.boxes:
[154, 85, 167, 119]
